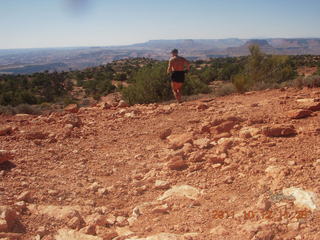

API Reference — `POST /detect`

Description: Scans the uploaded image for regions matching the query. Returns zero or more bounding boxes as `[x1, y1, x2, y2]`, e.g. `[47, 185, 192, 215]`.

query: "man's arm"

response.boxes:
[167, 60, 172, 74]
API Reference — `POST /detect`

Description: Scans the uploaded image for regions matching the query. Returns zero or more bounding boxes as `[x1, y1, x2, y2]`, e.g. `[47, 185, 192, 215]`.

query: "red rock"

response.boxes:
[0, 126, 13, 136]
[17, 191, 32, 202]
[96, 227, 118, 240]
[167, 156, 188, 170]
[212, 120, 237, 134]
[0, 206, 19, 232]
[98, 102, 112, 110]
[287, 109, 312, 119]
[159, 128, 172, 140]
[189, 151, 206, 162]
[85, 214, 107, 227]
[207, 154, 225, 164]
[199, 122, 211, 133]
[79, 225, 96, 235]
[193, 138, 212, 149]
[212, 132, 232, 141]
[64, 114, 82, 128]
[67, 217, 83, 230]
[167, 133, 193, 150]
[117, 100, 129, 108]
[64, 104, 79, 113]
[0, 150, 14, 164]
[263, 125, 297, 137]
[197, 104, 209, 110]
[25, 131, 48, 140]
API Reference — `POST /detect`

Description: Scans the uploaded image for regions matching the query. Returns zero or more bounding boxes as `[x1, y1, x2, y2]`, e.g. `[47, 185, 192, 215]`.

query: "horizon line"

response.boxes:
[1, 37, 320, 51]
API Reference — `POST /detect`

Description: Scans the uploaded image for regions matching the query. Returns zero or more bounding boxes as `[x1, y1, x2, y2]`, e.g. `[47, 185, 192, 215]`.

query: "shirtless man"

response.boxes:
[167, 49, 190, 103]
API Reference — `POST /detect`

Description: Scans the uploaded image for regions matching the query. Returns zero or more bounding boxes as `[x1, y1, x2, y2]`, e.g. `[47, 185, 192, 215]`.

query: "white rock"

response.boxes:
[158, 185, 201, 201]
[116, 226, 134, 237]
[282, 187, 318, 211]
[265, 165, 285, 178]
[154, 180, 170, 190]
[125, 233, 185, 240]
[54, 229, 102, 240]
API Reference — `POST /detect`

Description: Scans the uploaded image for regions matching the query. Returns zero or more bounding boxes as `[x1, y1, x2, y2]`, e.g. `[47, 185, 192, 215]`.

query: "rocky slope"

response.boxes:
[1, 87, 320, 240]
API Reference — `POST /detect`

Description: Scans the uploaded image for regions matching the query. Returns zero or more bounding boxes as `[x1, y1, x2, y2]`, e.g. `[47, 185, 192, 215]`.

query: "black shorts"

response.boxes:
[171, 71, 185, 83]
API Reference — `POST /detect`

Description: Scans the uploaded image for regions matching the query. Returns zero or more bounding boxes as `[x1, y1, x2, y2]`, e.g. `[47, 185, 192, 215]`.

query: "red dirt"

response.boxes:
[1, 87, 320, 240]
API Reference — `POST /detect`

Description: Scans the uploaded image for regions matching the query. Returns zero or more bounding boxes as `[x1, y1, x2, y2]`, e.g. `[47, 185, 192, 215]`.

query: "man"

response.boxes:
[167, 49, 190, 103]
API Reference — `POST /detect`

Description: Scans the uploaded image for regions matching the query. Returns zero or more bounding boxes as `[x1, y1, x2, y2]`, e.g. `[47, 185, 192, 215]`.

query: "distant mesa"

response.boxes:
[244, 39, 273, 48]
[1, 38, 320, 74]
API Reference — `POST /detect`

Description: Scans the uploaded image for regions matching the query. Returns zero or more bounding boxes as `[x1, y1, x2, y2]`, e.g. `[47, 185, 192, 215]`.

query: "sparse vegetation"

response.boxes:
[1, 54, 320, 111]
[231, 45, 295, 92]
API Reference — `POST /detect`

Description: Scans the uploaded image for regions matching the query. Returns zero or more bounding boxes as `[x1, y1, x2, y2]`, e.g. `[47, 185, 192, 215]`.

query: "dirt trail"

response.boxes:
[1, 87, 320, 240]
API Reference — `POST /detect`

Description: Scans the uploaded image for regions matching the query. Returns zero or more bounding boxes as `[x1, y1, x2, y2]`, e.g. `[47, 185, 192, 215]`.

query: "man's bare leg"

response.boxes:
[171, 82, 183, 103]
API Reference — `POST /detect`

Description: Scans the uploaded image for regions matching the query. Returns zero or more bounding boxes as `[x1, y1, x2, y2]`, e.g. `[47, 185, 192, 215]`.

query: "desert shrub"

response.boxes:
[14, 104, 41, 115]
[0, 105, 16, 115]
[232, 74, 252, 93]
[114, 73, 127, 81]
[292, 75, 320, 89]
[182, 75, 211, 95]
[122, 62, 211, 105]
[304, 75, 320, 87]
[232, 45, 295, 93]
[214, 83, 237, 96]
[198, 67, 218, 83]
[122, 63, 172, 105]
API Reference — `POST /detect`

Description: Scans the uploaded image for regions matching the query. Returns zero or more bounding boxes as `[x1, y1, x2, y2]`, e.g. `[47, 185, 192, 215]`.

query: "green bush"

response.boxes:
[122, 63, 172, 105]
[292, 75, 320, 89]
[15, 104, 42, 115]
[122, 63, 211, 105]
[0, 105, 16, 115]
[214, 83, 237, 96]
[182, 75, 211, 95]
[232, 74, 252, 93]
[232, 45, 295, 93]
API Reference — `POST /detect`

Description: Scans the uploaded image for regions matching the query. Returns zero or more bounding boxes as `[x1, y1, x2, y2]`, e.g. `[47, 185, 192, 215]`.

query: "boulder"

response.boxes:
[125, 233, 185, 240]
[167, 156, 188, 171]
[197, 103, 209, 111]
[158, 185, 201, 201]
[154, 180, 170, 190]
[0, 126, 13, 136]
[193, 138, 212, 149]
[28, 205, 83, 223]
[263, 125, 297, 137]
[54, 229, 103, 240]
[239, 127, 260, 138]
[282, 187, 318, 211]
[0, 206, 19, 232]
[25, 131, 48, 140]
[0, 150, 14, 164]
[97, 102, 112, 110]
[100, 93, 121, 107]
[95, 226, 118, 240]
[167, 133, 193, 150]
[117, 100, 129, 108]
[17, 191, 33, 203]
[85, 214, 107, 227]
[211, 120, 237, 134]
[287, 109, 312, 119]
[159, 128, 172, 140]
[297, 98, 320, 111]
[207, 154, 226, 164]
[64, 114, 82, 128]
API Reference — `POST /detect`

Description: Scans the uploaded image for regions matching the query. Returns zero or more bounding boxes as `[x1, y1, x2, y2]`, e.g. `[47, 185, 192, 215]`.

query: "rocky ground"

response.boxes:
[1, 87, 320, 240]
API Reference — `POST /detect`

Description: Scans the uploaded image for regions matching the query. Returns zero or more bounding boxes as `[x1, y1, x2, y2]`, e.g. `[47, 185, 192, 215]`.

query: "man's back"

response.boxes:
[169, 56, 189, 72]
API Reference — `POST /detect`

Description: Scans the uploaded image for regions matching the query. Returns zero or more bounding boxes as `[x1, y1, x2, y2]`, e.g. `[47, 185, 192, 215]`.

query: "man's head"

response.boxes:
[171, 49, 178, 56]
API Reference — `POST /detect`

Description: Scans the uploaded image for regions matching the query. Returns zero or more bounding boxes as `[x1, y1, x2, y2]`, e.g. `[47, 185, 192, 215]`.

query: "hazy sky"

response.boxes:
[1, 0, 319, 49]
